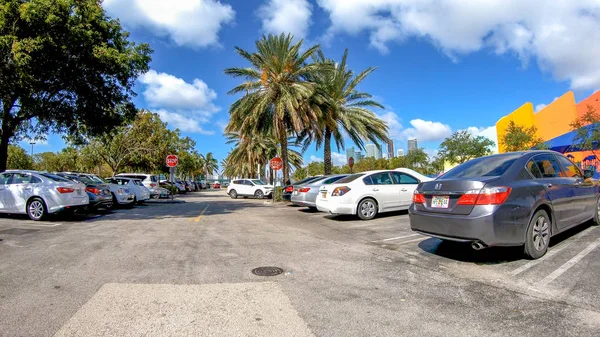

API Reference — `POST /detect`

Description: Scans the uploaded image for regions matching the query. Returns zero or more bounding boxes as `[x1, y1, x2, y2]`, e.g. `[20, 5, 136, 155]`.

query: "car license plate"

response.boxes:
[321, 191, 327, 198]
[431, 196, 449, 208]
[76, 189, 82, 196]
[293, 190, 298, 195]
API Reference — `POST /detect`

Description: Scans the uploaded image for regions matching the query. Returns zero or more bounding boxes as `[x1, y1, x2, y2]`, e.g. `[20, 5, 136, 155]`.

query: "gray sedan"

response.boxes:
[291, 175, 348, 209]
[409, 150, 600, 259]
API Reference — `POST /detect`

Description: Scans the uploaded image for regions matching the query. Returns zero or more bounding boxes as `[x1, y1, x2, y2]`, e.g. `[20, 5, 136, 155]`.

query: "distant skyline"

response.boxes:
[23, 0, 600, 168]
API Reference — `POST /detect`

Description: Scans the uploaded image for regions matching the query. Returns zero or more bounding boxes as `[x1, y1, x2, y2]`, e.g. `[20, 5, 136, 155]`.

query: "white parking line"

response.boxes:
[374, 233, 421, 243]
[510, 227, 597, 276]
[395, 237, 428, 245]
[540, 237, 600, 286]
[28, 223, 63, 227]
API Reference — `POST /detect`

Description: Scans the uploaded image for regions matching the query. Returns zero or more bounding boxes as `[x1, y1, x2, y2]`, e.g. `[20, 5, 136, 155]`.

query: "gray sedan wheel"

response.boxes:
[229, 189, 238, 199]
[357, 198, 377, 220]
[254, 190, 264, 199]
[27, 198, 47, 221]
[524, 209, 551, 259]
[593, 196, 600, 226]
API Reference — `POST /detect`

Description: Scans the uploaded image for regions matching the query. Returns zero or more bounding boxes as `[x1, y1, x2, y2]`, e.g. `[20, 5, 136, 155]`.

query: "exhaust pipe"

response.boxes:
[471, 241, 485, 251]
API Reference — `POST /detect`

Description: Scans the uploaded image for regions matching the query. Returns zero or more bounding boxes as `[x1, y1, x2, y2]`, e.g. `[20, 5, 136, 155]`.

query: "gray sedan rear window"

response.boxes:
[441, 154, 521, 179]
[40, 173, 73, 183]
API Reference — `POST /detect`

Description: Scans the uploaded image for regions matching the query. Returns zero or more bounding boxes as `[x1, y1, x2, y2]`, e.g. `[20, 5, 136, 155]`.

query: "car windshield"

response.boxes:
[335, 174, 365, 183]
[88, 175, 107, 184]
[251, 179, 266, 185]
[40, 173, 73, 183]
[292, 176, 317, 185]
[76, 175, 96, 184]
[440, 154, 522, 179]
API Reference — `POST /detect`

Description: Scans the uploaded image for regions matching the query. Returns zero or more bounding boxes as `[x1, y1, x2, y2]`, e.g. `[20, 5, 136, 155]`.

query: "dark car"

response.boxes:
[282, 176, 322, 201]
[56, 173, 113, 211]
[409, 151, 599, 259]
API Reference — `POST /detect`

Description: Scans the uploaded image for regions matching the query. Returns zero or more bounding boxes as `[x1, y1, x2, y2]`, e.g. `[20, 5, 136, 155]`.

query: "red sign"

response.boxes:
[270, 157, 283, 171]
[348, 157, 355, 168]
[166, 154, 178, 167]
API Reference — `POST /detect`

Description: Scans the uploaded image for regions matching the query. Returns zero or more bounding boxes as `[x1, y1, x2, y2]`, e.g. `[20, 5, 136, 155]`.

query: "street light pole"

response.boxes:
[29, 141, 36, 157]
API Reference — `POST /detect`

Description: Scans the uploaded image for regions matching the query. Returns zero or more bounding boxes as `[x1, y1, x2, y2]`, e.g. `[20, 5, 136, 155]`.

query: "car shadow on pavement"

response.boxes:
[325, 210, 409, 222]
[417, 221, 595, 264]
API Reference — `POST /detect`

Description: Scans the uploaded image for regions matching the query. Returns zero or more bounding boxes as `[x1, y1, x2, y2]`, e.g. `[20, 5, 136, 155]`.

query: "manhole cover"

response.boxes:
[251, 266, 284, 276]
[0, 228, 39, 235]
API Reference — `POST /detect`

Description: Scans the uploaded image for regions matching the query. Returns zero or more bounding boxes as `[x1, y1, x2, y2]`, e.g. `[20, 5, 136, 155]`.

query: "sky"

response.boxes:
[23, 0, 600, 168]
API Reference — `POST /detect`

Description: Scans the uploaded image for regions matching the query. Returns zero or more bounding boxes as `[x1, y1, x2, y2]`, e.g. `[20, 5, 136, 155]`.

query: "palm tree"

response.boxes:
[200, 152, 218, 180]
[301, 49, 389, 174]
[224, 33, 322, 183]
[223, 132, 303, 180]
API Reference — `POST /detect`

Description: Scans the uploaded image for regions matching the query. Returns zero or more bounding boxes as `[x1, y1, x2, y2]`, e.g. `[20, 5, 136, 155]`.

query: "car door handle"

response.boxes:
[544, 183, 553, 188]
[372, 188, 379, 191]
[401, 188, 408, 192]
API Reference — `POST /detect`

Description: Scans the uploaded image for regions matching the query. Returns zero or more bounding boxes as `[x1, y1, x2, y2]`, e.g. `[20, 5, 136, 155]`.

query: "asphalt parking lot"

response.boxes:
[1, 190, 599, 336]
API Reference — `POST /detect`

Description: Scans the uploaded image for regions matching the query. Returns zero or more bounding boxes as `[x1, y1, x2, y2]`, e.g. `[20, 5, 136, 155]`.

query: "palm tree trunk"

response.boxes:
[324, 127, 332, 175]
[281, 134, 289, 184]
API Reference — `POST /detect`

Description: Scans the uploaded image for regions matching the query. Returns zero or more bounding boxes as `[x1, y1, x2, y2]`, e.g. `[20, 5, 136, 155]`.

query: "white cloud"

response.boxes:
[103, 0, 235, 48]
[139, 70, 219, 112]
[316, 0, 600, 90]
[403, 119, 452, 141]
[156, 110, 214, 135]
[309, 155, 323, 163]
[476, 126, 499, 154]
[331, 152, 347, 166]
[535, 96, 561, 112]
[258, 0, 313, 39]
[377, 111, 403, 139]
[464, 126, 487, 135]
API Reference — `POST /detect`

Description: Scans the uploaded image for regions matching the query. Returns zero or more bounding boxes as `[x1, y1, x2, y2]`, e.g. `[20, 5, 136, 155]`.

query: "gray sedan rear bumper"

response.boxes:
[408, 204, 527, 247]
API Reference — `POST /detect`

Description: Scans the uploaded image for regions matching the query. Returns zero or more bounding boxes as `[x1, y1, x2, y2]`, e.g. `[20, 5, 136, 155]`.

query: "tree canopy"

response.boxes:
[571, 105, 600, 159]
[501, 120, 547, 152]
[0, 0, 152, 172]
[7, 144, 33, 170]
[438, 130, 494, 164]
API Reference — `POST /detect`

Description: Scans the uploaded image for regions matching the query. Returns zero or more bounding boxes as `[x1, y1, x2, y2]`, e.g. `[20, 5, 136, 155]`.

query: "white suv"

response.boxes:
[227, 179, 273, 199]
[116, 173, 160, 197]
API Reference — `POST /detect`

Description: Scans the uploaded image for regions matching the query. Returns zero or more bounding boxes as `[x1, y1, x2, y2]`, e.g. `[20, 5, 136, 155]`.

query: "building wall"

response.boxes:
[496, 102, 535, 153]
[533, 91, 577, 141]
[576, 90, 600, 120]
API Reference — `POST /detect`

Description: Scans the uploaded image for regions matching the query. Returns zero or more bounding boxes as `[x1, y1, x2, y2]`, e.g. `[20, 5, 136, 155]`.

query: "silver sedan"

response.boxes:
[291, 175, 348, 210]
[0, 170, 89, 220]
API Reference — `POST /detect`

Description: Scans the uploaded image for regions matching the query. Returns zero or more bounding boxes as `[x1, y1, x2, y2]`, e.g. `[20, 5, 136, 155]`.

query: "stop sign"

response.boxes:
[348, 157, 354, 168]
[270, 157, 283, 170]
[166, 154, 178, 167]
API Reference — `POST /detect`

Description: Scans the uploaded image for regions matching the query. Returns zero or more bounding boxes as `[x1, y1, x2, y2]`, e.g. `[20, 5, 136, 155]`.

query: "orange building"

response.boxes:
[495, 90, 600, 172]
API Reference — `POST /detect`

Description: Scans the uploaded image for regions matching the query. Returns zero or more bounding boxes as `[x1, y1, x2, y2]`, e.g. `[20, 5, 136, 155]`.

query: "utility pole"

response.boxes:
[29, 141, 36, 157]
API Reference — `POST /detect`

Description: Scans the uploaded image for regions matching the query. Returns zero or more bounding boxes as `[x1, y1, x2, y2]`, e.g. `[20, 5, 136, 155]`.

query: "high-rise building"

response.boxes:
[365, 144, 376, 158]
[346, 147, 355, 162]
[365, 143, 382, 159]
[386, 140, 394, 158]
[397, 149, 405, 157]
[355, 151, 364, 161]
[408, 138, 418, 153]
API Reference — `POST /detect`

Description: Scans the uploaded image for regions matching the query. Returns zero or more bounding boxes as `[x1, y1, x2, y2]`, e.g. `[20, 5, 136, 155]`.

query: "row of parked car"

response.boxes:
[250, 150, 600, 260]
[0, 170, 202, 221]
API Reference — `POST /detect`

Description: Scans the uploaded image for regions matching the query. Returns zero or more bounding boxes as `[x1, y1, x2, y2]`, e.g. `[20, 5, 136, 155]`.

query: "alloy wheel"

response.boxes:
[532, 215, 549, 251]
[360, 201, 376, 218]
[28, 200, 44, 220]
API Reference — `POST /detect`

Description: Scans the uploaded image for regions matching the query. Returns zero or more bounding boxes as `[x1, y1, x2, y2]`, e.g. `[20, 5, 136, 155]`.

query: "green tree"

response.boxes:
[438, 131, 494, 165]
[0, 0, 152, 172]
[501, 120, 547, 152]
[404, 148, 430, 172]
[571, 105, 600, 160]
[301, 49, 388, 174]
[225, 33, 321, 183]
[7, 144, 33, 169]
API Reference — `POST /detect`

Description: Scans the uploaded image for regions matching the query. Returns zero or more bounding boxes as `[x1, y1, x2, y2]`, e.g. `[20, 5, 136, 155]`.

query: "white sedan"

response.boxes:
[107, 177, 151, 203]
[316, 168, 433, 220]
[0, 170, 89, 220]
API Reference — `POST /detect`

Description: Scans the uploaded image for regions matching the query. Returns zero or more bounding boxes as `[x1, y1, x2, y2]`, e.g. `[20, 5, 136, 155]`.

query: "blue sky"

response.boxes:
[25, 0, 600, 167]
